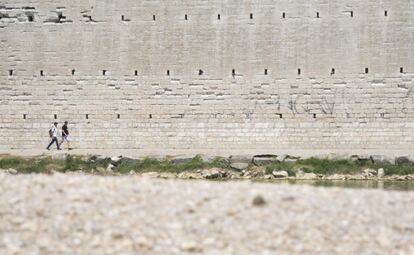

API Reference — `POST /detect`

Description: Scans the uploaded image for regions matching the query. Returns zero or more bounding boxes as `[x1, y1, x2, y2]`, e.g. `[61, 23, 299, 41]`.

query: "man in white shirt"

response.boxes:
[47, 122, 61, 150]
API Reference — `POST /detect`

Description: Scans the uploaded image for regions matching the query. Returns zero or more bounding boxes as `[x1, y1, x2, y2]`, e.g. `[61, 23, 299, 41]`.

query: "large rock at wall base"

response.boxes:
[228, 155, 252, 164]
[202, 156, 230, 168]
[230, 163, 249, 171]
[90, 155, 111, 164]
[170, 156, 194, 164]
[350, 155, 373, 164]
[276, 154, 300, 162]
[110, 156, 123, 166]
[118, 157, 139, 165]
[272, 170, 289, 178]
[252, 154, 279, 166]
[395, 156, 412, 165]
[109, 156, 139, 166]
[377, 168, 385, 178]
[370, 155, 394, 165]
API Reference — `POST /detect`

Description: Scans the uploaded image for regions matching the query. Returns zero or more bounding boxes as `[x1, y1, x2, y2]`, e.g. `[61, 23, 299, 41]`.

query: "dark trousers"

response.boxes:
[47, 137, 60, 150]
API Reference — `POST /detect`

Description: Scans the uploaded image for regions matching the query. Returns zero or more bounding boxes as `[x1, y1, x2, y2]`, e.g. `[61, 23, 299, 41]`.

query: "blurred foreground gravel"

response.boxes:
[0, 173, 413, 255]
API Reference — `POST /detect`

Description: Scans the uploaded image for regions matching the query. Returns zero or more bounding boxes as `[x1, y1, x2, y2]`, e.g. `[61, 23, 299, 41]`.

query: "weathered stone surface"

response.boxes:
[1, 0, 414, 154]
[230, 163, 249, 171]
[228, 155, 251, 164]
[110, 156, 123, 166]
[370, 155, 394, 165]
[252, 154, 278, 166]
[277, 155, 300, 162]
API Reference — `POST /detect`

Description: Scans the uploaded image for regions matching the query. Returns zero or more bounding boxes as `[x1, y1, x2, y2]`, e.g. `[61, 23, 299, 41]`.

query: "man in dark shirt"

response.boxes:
[59, 121, 71, 150]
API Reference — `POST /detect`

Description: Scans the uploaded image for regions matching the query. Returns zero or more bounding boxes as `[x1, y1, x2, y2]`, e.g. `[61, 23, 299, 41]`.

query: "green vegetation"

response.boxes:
[113, 155, 228, 174]
[0, 156, 55, 174]
[0, 154, 228, 174]
[64, 155, 110, 172]
[264, 157, 414, 176]
[1, 154, 414, 177]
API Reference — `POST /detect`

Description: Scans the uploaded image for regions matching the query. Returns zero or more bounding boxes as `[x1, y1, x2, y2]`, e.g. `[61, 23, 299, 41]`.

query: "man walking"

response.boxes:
[47, 122, 61, 150]
[59, 121, 71, 150]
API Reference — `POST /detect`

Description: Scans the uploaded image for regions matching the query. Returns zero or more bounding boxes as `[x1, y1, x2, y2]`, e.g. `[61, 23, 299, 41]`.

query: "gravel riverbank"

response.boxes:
[0, 173, 413, 254]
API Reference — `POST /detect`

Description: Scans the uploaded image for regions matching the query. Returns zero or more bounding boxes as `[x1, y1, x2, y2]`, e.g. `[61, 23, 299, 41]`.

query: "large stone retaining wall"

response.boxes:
[0, 0, 413, 151]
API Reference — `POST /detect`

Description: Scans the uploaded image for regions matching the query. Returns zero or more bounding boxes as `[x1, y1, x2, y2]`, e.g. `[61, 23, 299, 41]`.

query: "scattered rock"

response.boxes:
[7, 168, 18, 175]
[91, 155, 111, 164]
[263, 174, 273, 179]
[362, 168, 377, 177]
[177, 172, 202, 179]
[252, 154, 278, 166]
[106, 164, 114, 173]
[180, 241, 202, 252]
[230, 162, 249, 171]
[377, 168, 385, 178]
[241, 168, 265, 178]
[201, 169, 222, 179]
[272, 170, 289, 178]
[252, 195, 266, 206]
[406, 175, 414, 180]
[110, 156, 123, 166]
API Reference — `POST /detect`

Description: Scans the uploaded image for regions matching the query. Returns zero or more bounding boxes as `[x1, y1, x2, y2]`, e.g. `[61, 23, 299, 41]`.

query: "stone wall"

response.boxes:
[0, 0, 413, 151]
